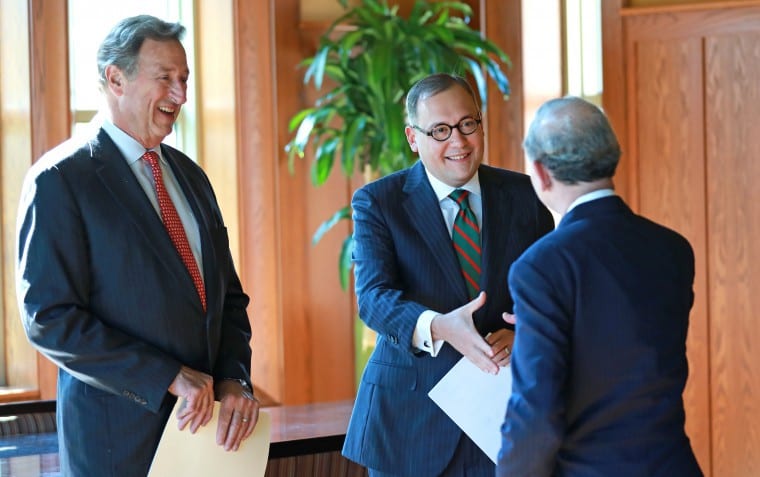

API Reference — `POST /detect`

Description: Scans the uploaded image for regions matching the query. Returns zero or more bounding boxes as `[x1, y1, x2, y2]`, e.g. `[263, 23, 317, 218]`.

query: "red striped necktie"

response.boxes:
[449, 189, 481, 299]
[142, 151, 207, 311]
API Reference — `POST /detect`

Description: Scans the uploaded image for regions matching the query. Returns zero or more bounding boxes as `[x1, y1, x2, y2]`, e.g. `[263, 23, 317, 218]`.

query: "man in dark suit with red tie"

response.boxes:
[16, 15, 258, 476]
[497, 96, 703, 476]
[342, 73, 554, 476]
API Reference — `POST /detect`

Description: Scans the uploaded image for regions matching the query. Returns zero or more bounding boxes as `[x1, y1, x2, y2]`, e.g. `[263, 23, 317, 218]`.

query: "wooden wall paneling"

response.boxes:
[629, 31, 711, 473]
[601, 0, 633, 204]
[615, 4, 760, 475]
[704, 29, 760, 477]
[482, 0, 525, 172]
[280, 0, 357, 404]
[295, 6, 359, 404]
[233, 0, 285, 403]
[304, 167, 356, 403]
[277, 0, 323, 404]
[28, 0, 70, 400]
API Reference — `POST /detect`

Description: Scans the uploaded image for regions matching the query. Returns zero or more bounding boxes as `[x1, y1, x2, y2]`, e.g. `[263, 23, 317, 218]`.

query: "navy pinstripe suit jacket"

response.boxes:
[498, 196, 702, 476]
[16, 129, 251, 477]
[342, 161, 554, 475]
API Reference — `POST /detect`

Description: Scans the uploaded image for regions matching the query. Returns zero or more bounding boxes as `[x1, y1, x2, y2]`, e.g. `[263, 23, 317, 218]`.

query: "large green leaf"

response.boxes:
[313, 136, 339, 185]
[312, 205, 352, 245]
[339, 234, 355, 290]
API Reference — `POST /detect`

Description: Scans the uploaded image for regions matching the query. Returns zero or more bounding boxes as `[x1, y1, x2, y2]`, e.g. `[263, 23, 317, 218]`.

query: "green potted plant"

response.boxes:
[286, 0, 511, 382]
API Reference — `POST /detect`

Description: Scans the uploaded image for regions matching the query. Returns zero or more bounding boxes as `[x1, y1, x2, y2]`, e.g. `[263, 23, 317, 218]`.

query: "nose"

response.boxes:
[447, 126, 467, 145]
[169, 79, 187, 105]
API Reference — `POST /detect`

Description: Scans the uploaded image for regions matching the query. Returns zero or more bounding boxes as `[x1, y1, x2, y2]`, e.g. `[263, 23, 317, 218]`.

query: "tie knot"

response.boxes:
[449, 189, 470, 210]
[142, 150, 160, 166]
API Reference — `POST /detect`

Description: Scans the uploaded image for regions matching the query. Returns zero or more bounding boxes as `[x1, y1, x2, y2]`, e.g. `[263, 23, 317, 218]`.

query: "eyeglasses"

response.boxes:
[411, 116, 482, 142]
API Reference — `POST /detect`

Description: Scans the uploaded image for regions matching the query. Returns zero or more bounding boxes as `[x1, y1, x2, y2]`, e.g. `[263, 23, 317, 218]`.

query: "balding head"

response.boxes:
[523, 96, 620, 184]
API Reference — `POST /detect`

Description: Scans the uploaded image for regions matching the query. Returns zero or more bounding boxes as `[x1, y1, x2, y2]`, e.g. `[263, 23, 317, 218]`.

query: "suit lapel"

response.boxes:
[478, 167, 512, 296]
[161, 146, 215, 315]
[90, 130, 201, 310]
[402, 162, 469, 302]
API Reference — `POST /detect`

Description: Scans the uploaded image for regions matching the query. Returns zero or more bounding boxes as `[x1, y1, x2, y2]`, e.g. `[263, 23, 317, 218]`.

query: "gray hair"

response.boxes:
[97, 15, 186, 87]
[405, 73, 480, 125]
[523, 96, 620, 184]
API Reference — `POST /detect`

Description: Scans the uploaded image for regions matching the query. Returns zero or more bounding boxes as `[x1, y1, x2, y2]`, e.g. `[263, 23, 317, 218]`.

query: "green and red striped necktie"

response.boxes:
[449, 189, 481, 299]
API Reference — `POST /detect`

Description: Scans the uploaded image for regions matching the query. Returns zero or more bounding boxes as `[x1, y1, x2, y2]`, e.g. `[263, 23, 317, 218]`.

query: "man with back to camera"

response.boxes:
[341, 72, 555, 476]
[16, 15, 259, 476]
[497, 96, 703, 476]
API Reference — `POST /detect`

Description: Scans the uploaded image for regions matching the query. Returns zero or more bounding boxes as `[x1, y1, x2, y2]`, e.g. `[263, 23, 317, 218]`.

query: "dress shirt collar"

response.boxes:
[566, 188, 616, 213]
[423, 165, 482, 203]
[101, 119, 163, 165]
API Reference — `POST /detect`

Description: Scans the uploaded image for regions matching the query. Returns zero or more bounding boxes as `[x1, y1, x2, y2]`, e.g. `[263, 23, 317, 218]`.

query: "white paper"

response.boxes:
[428, 358, 512, 463]
[149, 401, 271, 476]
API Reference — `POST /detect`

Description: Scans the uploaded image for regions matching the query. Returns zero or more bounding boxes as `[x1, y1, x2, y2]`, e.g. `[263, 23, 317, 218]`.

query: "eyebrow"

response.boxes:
[424, 113, 479, 128]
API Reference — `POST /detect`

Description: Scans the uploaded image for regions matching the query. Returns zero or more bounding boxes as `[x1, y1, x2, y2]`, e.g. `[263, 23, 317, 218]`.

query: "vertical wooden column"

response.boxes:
[233, 0, 285, 402]
[27, 0, 71, 399]
[481, 0, 525, 172]
[601, 0, 633, 204]
[234, 0, 357, 404]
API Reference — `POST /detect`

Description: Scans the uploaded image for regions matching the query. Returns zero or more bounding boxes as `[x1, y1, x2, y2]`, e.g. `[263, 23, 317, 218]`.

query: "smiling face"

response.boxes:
[405, 84, 484, 187]
[106, 38, 188, 149]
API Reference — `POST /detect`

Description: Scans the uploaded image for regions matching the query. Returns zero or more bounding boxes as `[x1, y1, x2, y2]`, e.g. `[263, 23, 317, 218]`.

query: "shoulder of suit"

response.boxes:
[479, 163, 530, 182]
[28, 135, 96, 179]
[361, 165, 411, 191]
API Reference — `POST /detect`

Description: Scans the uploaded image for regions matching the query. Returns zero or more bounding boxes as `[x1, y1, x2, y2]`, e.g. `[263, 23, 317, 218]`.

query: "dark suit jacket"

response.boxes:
[497, 196, 702, 477]
[342, 161, 554, 475]
[16, 129, 252, 477]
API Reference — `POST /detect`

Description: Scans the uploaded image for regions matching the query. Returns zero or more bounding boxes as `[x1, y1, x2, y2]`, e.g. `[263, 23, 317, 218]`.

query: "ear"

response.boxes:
[532, 161, 553, 191]
[405, 125, 418, 153]
[104, 65, 125, 95]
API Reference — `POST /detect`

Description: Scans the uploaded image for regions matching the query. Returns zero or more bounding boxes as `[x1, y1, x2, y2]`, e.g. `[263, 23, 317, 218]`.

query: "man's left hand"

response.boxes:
[214, 380, 260, 451]
[486, 327, 515, 367]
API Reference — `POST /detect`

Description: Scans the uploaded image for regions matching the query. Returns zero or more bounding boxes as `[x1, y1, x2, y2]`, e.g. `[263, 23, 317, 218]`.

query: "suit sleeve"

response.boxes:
[351, 186, 427, 352]
[497, 252, 570, 476]
[16, 166, 181, 412]
[211, 214, 252, 386]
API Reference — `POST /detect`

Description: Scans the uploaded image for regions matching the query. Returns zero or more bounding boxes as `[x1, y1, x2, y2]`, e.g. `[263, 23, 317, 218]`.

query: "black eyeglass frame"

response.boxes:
[410, 116, 483, 142]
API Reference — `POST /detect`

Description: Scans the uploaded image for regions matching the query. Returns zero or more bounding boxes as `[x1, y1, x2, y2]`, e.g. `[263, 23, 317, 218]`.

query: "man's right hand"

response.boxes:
[168, 366, 215, 433]
[430, 291, 498, 375]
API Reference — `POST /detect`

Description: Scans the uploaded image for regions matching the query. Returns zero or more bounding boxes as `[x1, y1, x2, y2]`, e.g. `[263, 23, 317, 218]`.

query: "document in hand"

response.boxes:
[428, 358, 512, 463]
[149, 400, 271, 476]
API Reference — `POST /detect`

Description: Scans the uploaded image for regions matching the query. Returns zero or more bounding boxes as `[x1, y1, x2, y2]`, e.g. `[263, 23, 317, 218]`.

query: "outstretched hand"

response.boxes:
[431, 292, 498, 374]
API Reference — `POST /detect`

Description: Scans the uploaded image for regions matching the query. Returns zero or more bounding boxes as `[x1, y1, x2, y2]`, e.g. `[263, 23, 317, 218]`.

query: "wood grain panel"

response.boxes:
[623, 4, 760, 41]
[704, 31, 760, 477]
[28, 0, 70, 400]
[304, 168, 356, 402]
[233, 0, 284, 402]
[279, 0, 357, 404]
[276, 0, 321, 404]
[632, 37, 711, 473]
[602, 0, 633, 203]
[483, 0, 525, 172]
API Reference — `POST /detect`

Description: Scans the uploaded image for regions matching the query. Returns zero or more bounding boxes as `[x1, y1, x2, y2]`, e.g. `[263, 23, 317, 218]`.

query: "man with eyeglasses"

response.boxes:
[342, 73, 554, 476]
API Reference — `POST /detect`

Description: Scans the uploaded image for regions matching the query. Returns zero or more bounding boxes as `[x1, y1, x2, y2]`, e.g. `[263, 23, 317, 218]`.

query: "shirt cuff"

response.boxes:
[413, 310, 445, 357]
